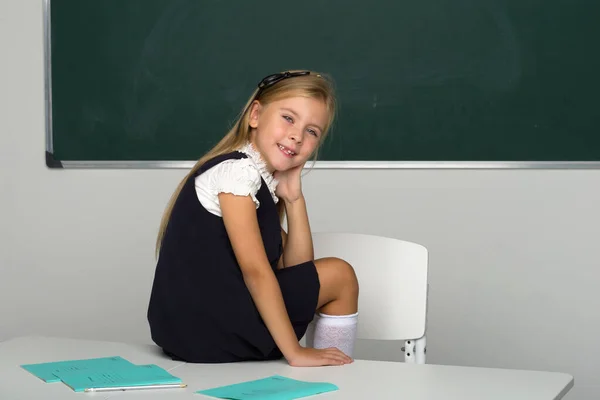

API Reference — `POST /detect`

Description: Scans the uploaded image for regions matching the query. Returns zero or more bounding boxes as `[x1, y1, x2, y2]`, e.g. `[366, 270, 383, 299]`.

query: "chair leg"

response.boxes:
[415, 336, 426, 364]
[403, 336, 426, 364]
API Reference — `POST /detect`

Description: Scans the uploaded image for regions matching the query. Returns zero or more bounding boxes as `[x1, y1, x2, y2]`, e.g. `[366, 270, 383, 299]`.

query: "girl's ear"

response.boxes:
[248, 100, 261, 129]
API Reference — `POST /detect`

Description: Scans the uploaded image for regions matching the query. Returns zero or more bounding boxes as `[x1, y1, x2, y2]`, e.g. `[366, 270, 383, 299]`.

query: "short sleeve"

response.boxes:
[206, 158, 262, 208]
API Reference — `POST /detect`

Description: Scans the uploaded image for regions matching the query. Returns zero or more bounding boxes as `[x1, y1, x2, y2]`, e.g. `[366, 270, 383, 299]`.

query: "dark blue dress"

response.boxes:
[147, 151, 320, 363]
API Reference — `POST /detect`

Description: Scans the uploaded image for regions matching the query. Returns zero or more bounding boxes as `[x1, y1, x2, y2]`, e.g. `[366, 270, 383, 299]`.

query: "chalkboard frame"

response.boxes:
[42, 0, 600, 170]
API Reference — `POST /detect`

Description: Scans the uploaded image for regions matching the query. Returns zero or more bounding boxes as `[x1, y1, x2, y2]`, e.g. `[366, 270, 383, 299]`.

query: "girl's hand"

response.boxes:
[286, 347, 353, 367]
[274, 163, 304, 203]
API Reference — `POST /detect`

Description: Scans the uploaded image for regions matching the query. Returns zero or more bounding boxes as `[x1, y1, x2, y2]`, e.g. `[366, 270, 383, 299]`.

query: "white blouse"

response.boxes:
[195, 142, 279, 217]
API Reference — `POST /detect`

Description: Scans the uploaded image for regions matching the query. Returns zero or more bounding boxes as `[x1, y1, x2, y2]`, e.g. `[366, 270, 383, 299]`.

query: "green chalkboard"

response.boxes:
[46, 0, 600, 167]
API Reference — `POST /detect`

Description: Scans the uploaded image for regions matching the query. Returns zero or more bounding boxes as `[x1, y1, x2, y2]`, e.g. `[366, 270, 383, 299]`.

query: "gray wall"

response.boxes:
[2, 1, 598, 398]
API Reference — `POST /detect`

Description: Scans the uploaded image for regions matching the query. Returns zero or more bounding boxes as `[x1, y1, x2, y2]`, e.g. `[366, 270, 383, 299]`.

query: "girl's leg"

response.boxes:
[305, 257, 359, 357]
[314, 257, 359, 314]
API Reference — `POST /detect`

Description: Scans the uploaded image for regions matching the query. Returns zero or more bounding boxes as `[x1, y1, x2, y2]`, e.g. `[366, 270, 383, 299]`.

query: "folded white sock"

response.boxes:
[305, 312, 358, 357]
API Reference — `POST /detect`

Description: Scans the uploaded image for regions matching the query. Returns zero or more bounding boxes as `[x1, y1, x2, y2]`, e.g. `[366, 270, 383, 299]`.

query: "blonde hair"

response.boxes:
[155, 70, 337, 257]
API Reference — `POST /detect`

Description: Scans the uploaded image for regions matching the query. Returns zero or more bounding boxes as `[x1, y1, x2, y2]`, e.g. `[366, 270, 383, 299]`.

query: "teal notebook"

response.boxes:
[196, 375, 338, 400]
[55, 364, 182, 392]
[20, 356, 134, 383]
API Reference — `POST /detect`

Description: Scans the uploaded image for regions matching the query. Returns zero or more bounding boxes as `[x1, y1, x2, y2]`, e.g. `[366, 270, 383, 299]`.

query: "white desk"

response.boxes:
[0, 336, 573, 400]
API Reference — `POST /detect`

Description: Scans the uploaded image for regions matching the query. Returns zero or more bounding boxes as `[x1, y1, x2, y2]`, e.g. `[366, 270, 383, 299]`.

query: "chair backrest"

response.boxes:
[312, 232, 428, 341]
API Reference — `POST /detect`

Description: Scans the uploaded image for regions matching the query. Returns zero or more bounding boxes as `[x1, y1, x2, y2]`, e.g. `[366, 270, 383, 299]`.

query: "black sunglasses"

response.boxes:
[257, 71, 311, 92]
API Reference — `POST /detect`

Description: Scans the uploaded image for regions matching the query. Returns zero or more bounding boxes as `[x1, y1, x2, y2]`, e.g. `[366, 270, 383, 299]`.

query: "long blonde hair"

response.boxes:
[155, 70, 337, 257]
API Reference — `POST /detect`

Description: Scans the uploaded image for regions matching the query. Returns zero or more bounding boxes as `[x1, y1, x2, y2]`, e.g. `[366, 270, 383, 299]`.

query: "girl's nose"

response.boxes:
[289, 127, 303, 144]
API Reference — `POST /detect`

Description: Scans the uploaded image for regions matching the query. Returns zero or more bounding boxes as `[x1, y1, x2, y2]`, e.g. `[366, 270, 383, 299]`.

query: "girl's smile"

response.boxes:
[277, 143, 297, 157]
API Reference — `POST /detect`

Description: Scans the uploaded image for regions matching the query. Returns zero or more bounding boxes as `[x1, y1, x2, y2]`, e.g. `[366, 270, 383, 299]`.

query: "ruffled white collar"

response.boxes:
[238, 142, 279, 203]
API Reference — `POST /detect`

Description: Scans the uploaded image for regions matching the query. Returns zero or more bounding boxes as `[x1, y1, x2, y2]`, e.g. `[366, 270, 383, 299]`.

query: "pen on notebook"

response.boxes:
[84, 383, 187, 392]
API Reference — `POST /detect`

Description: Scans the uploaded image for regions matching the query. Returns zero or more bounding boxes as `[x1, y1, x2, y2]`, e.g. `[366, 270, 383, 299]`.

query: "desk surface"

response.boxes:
[0, 336, 573, 400]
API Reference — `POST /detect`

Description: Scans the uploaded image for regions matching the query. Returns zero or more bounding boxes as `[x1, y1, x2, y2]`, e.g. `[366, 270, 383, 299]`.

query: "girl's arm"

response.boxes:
[219, 192, 299, 358]
[219, 192, 350, 367]
[280, 195, 314, 267]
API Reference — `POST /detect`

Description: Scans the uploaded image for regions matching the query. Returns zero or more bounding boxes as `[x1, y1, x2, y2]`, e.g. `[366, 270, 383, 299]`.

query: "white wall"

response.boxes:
[2, 1, 598, 398]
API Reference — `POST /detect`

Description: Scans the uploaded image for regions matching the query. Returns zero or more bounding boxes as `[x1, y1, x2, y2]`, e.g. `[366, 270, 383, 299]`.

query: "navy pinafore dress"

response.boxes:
[147, 151, 320, 362]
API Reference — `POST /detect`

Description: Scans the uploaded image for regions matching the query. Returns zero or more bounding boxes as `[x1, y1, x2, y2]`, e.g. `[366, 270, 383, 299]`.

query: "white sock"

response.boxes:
[305, 312, 358, 357]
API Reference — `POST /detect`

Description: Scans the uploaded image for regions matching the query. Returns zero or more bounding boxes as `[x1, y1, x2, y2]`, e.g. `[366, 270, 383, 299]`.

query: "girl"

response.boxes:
[147, 70, 359, 367]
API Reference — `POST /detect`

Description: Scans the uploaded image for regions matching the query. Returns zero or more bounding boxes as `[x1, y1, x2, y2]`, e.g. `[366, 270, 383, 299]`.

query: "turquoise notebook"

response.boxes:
[55, 364, 182, 392]
[20, 356, 134, 383]
[196, 375, 338, 400]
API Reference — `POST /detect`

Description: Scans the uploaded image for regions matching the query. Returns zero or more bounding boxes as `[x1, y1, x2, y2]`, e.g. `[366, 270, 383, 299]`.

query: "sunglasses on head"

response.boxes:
[257, 71, 311, 92]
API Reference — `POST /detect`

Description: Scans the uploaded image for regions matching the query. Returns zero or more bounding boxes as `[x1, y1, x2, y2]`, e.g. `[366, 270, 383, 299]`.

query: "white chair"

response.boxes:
[311, 232, 429, 364]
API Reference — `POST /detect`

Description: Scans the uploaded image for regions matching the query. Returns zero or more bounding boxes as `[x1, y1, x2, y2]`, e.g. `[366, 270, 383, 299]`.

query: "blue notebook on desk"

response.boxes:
[54, 364, 183, 392]
[20, 356, 134, 383]
[196, 375, 338, 400]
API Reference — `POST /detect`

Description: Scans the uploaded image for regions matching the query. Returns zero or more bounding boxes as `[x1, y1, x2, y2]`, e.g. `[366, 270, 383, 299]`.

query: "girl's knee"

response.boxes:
[337, 258, 359, 295]
[316, 257, 359, 295]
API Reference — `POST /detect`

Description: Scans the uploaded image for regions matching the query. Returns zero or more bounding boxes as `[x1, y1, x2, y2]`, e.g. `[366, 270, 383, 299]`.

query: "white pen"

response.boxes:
[84, 383, 187, 392]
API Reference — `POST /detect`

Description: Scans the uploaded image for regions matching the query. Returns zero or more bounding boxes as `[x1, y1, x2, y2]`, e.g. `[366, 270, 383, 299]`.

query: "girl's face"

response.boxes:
[248, 96, 329, 173]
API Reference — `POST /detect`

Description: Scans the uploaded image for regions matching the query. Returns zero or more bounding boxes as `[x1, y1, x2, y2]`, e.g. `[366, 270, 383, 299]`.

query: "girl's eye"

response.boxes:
[283, 115, 293, 123]
[307, 129, 318, 137]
